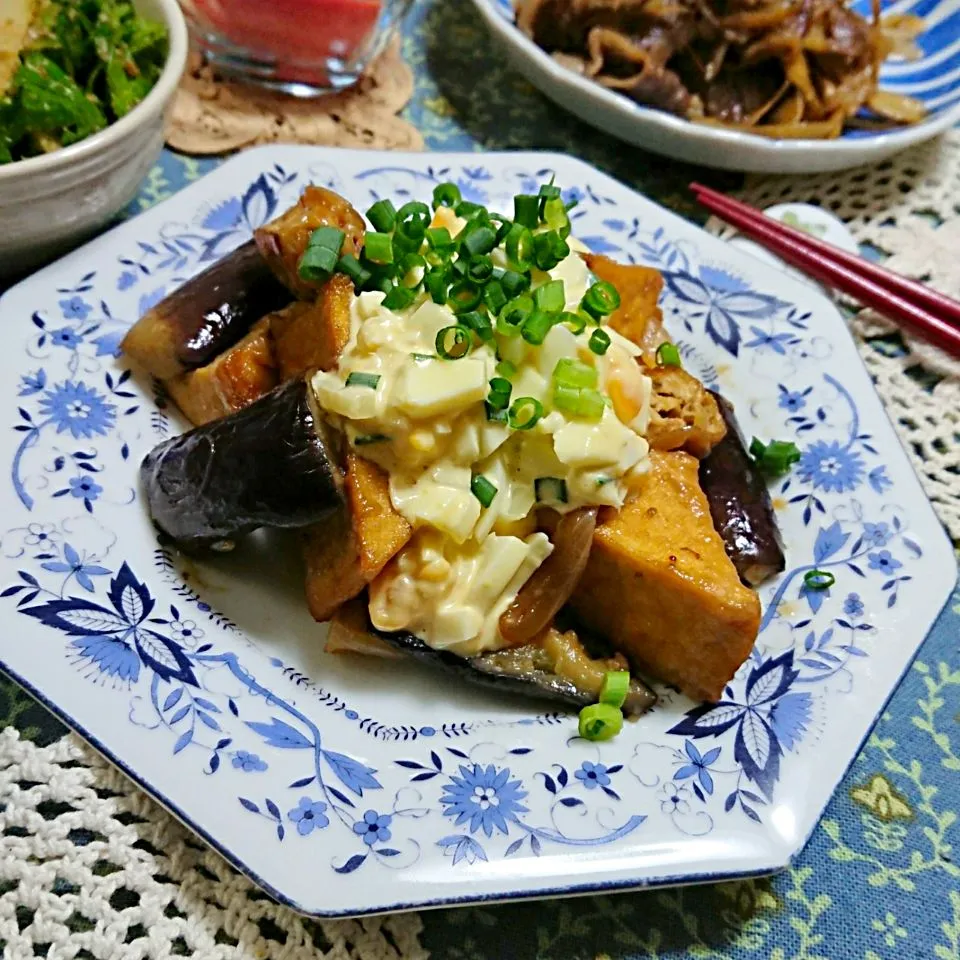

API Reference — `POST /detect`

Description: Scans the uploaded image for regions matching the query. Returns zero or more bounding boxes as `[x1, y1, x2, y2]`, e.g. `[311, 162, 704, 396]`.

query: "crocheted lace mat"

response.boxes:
[2, 133, 958, 960]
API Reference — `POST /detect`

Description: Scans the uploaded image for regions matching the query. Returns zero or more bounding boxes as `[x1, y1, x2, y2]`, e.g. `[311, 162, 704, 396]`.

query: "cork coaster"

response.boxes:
[166, 36, 424, 154]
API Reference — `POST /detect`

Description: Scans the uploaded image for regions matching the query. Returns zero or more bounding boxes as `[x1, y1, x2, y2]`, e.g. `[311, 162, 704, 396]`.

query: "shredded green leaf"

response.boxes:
[2, 0, 167, 164]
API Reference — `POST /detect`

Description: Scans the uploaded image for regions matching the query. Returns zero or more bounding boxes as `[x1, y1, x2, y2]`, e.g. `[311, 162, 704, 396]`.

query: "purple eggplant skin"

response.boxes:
[370, 629, 657, 716]
[122, 240, 292, 381]
[699, 392, 787, 587]
[141, 379, 345, 551]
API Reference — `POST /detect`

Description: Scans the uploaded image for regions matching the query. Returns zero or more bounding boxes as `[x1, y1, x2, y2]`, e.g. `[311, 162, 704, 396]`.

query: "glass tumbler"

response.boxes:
[177, 0, 414, 95]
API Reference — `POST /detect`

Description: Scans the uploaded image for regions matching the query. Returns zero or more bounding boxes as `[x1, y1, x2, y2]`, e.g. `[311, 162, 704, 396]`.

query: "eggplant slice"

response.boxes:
[699, 393, 786, 586]
[122, 240, 292, 381]
[372, 626, 657, 717]
[141, 379, 346, 551]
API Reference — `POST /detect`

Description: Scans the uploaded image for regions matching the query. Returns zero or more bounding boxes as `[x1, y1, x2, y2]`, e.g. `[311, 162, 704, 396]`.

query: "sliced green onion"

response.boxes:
[534, 476, 568, 503]
[496, 359, 517, 378]
[501, 269, 530, 298]
[346, 372, 381, 389]
[471, 474, 498, 508]
[514, 194, 541, 229]
[364, 231, 394, 265]
[581, 280, 621, 319]
[338, 253, 372, 289]
[576, 388, 606, 421]
[425, 270, 449, 304]
[366, 199, 397, 233]
[554, 383, 605, 421]
[307, 225, 346, 251]
[486, 404, 508, 424]
[497, 295, 533, 337]
[298, 245, 338, 282]
[578, 702, 623, 741]
[382, 285, 417, 311]
[368, 271, 397, 295]
[426, 226, 454, 255]
[354, 434, 390, 446]
[561, 310, 587, 335]
[554, 358, 598, 389]
[436, 324, 472, 360]
[455, 200, 487, 221]
[521, 309, 554, 345]
[394, 205, 429, 252]
[487, 377, 513, 410]
[804, 569, 835, 591]
[508, 396, 543, 431]
[533, 230, 570, 271]
[542, 196, 571, 238]
[392, 232, 421, 258]
[433, 182, 461, 209]
[397, 201, 431, 231]
[467, 255, 494, 283]
[460, 310, 494, 342]
[538, 181, 562, 201]
[656, 342, 682, 367]
[447, 281, 482, 314]
[749, 438, 801, 478]
[505, 224, 534, 272]
[398, 253, 426, 288]
[589, 328, 611, 356]
[600, 671, 630, 708]
[489, 214, 513, 244]
[462, 225, 497, 257]
[534, 279, 565, 314]
[395, 225, 426, 252]
[483, 280, 508, 315]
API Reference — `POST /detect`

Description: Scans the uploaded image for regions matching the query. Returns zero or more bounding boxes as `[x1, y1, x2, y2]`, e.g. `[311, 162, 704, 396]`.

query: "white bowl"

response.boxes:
[0, 0, 189, 280]
[470, 0, 960, 174]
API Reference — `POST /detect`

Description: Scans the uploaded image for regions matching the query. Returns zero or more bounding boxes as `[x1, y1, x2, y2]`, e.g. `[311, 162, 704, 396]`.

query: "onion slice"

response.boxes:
[499, 507, 598, 647]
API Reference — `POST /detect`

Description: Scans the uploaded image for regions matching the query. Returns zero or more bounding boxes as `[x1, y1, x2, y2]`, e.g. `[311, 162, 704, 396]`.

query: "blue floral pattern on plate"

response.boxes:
[0, 146, 954, 917]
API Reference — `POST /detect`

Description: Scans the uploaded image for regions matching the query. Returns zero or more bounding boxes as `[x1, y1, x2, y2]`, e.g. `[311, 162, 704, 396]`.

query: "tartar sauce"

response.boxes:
[311, 218, 651, 656]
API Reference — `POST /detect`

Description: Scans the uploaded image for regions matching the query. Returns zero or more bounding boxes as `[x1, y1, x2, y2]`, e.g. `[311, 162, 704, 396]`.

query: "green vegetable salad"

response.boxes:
[0, 0, 167, 164]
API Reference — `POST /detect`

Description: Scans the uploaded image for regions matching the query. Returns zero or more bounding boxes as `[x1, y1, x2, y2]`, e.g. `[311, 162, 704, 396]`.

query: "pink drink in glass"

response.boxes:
[180, 0, 409, 94]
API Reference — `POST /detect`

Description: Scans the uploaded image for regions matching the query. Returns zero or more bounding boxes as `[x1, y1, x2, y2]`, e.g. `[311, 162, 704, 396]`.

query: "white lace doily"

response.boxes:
[0, 730, 427, 960]
[741, 129, 960, 538]
[2, 134, 958, 960]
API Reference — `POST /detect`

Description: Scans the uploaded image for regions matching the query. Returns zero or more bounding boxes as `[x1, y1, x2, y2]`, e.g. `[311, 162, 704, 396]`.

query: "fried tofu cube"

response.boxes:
[166, 318, 278, 426]
[570, 450, 760, 702]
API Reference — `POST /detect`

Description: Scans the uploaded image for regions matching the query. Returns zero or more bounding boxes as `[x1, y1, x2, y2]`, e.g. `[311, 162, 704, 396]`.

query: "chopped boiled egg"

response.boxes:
[392, 357, 489, 419]
[309, 190, 654, 658]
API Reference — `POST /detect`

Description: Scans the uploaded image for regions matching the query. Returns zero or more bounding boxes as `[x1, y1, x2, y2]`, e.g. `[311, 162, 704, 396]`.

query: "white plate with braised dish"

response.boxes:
[471, 0, 960, 173]
[0, 146, 954, 917]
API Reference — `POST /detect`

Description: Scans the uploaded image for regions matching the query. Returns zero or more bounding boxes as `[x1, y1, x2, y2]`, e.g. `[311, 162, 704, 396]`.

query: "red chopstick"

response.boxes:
[690, 183, 960, 358]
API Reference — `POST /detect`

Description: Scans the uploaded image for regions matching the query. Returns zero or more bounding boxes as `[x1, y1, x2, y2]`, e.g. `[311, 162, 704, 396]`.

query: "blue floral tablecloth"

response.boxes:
[2, 1, 958, 957]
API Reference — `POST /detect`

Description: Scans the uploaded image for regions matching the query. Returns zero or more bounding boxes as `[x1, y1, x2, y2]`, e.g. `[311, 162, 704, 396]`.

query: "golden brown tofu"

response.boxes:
[647, 365, 727, 457]
[255, 186, 365, 299]
[271, 273, 354, 381]
[570, 450, 760, 702]
[583, 253, 667, 361]
[166, 318, 278, 426]
[304, 454, 412, 622]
